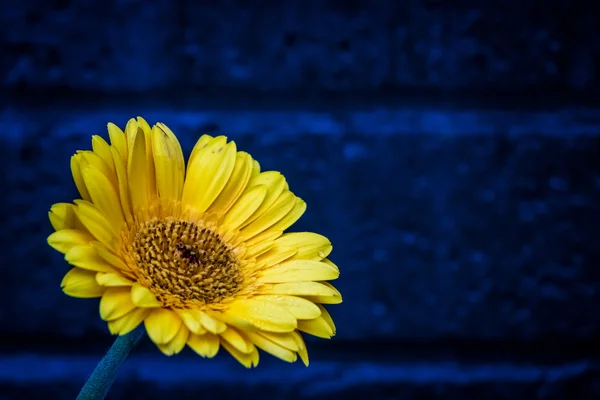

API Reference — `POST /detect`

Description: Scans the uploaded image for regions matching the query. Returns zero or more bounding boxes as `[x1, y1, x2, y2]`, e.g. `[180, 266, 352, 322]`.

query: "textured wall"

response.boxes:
[2, 0, 600, 399]
[2, 0, 600, 97]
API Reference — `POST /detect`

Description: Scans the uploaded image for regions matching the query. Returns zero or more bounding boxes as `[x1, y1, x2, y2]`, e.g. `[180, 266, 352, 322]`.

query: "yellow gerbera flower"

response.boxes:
[47, 117, 341, 367]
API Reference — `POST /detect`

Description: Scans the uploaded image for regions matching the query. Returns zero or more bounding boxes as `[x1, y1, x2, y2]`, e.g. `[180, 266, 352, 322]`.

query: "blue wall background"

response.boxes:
[1, 1, 600, 399]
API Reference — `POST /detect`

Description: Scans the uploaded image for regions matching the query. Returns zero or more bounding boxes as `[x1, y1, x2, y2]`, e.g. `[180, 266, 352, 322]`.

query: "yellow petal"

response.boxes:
[140, 118, 157, 196]
[262, 281, 340, 297]
[318, 304, 336, 334]
[127, 120, 151, 211]
[157, 324, 189, 356]
[49, 203, 81, 231]
[223, 299, 296, 333]
[304, 281, 343, 304]
[91, 135, 116, 174]
[207, 151, 253, 215]
[199, 312, 227, 334]
[258, 331, 299, 352]
[274, 232, 332, 261]
[47, 229, 93, 254]
[267, 197, 306, 233]
[61, 268, 105, 298]
[81, 166, 125, 227]
[74, 201, 119, 252]
[90, 242, 130, 272]
[251, 159, 260, 177]
[65, 245, 116, 273]
[107, 122, 128, 164]
[239, 191, 296, 241]
[241, 172, 287, 227]
[222, 185, 267, 230]
[99, 287, 136, 321]
[111, 147, 133, 225]
[220, 339, 259, 368]
[152, 124, 185, 201]
[107, 307, 150, 335]
[297, 314, 334, 339]
[79, 151, 117, 189]
[131, 282, 162, 307]
[256, 246, 297, 267]
[70, 154, 91, 201]
[187, 332, 220, 358]
[245, 331, 297, 363]
[144, 308, 182, 344]
[258, 260, 339, 283]
[182, 138, 236, 213]
[244, 229, 282, 250]
[175, 309, 207, 335]
[96, 272, 134, 287]
[292, 331, 309, 366]
[220, 327, 253, 354]
[186, 134, 214, 175]
[253, 295, 321, 320]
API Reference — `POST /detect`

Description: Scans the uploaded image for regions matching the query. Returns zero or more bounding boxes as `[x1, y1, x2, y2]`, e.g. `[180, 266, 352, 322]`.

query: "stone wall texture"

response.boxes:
[2, 0, 600, 398]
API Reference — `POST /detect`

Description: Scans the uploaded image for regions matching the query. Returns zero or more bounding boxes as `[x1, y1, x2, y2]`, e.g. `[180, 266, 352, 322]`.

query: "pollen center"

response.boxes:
[130, 218, 243, 307]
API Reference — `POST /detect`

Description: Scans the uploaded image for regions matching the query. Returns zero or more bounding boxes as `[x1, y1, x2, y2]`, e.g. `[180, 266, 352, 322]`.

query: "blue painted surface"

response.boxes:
[1, 1, 600, 399]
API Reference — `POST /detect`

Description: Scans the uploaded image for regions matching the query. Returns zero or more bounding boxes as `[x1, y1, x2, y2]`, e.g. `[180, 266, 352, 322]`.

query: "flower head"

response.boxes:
[47, 117, 341, 367]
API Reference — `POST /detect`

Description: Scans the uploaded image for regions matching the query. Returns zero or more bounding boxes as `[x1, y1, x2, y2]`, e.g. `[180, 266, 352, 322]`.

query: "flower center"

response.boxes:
[130, 218, 243, 307]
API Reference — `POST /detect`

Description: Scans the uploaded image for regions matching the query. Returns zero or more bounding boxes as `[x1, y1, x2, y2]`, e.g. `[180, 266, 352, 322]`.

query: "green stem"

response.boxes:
[76, 324, 146, 400]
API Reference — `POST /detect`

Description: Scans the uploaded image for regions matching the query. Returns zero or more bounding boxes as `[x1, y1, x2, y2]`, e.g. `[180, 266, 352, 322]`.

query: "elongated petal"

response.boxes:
[223, 299, 296, 333]
[107, 122, 128, 164]
[91, 135, 116, 174]
[267, 197, 306, 233]
[145, 308, 182, 344]
[90, 242, 130, 272]
[107, 307, 150, 335]
[71, 154, 91, 201]
[220, 327, 253, 354]
[257, 260, 339, 283]
[186, 134, 214, 175]
[49, 203, 82, 231]
[274, 232, 332, 261]
[61, 268, 105, 298]
[261, 281, 339, 297]
[99, 287, 136, 321]
[131, 282, 161, 307]
[152, 124, 185, 201]
[187, 332, 220, 358]
[157, 324, 189, 356]
[199, 312, 227, 334]
[241, 172, 287, 227]
[175, 309, 207, 335]
[245, 331, 297, 363]
[258, 331, 300, 352]
[110, 147, 133, 225]
[256, 246, 297, 267]
[182, 138, 236, 213]
[297, 314, 334, 339]
[81, 166, 125, 227]
[96, 272, 133, 287]
[207, 151, 253, 215]
[220, 339, 259, 368]
[253, 295, 321, 320]
[239, 191, 296, 241]
[222, 185, 267, 230]
[47, 229, 93, 254]
[74, 201, 119, 252]
[127, 120, 151, 211]
[65, 245, 116, 273]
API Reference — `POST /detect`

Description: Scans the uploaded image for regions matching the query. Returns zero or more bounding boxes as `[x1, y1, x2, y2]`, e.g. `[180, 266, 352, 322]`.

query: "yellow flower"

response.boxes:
[47, 117, 341, 367]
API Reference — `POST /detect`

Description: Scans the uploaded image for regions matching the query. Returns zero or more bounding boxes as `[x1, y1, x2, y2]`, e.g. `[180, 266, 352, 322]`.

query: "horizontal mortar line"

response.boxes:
[2, 107, 600, 139]
[0, 354, 596, 389]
